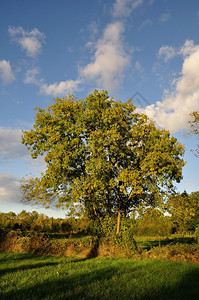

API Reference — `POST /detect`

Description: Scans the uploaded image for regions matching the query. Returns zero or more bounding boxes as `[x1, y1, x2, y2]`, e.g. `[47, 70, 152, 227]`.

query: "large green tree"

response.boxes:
[21, 90, 185, 233]
[166, 191, 199, 235]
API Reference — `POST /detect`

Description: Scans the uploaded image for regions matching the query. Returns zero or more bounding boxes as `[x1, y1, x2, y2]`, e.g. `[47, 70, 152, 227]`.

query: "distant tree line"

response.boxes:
[0, 210, 90, 235]
[1, 190, 198, 237]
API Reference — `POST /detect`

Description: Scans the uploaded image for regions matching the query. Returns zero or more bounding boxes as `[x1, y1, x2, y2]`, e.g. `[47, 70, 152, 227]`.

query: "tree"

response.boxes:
[166, 191, 199, 235]
[188, 111, 199, 157]
[135, 207, 173, 237]
[21, 90, 185, 234]
[187, 191, 199, 230]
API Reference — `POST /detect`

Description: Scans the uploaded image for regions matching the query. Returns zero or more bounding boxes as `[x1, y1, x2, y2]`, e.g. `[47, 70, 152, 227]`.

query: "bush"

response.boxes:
[6, 229, 23, 238]
[91, 216, 139, 255]
[27, 233, 52, 254]
[115, 221, 139, 255]
[147, 243, 199, 263]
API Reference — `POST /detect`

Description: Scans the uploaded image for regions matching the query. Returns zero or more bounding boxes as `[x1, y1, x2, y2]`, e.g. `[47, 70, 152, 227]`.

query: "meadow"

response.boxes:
[0, 252, 199, 300]
[1, 212, 199, 299]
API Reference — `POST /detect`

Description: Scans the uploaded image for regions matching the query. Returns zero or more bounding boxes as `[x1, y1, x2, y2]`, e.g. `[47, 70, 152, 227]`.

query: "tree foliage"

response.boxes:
[21, 90, 185, 230]
[0, 210, 90, 235]
[166, 191, 199, 235]
[134, 207, 173, 237]
[189, 111, 199, 157]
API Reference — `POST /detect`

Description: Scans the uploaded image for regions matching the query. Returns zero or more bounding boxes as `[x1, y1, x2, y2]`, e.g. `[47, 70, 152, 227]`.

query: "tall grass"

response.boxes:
[0, 252, 199, 299]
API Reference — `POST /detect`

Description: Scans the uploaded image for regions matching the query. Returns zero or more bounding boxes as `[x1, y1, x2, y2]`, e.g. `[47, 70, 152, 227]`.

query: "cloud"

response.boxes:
[0, 127, 28, 160]
[159, 12, 170, 23]
[133, 61, 146, 81]
[24, 68, 42, 85]
[23, 67, 81, 96]
[158, 40, 197, 64]
[40, 79, 81, 96]
[0, 173, 21, 203]
[179, 40, 198, 57]
[8, 26, 45, 58]
[0, 126, 46, 176]
[158, 45, 176, 62]
[24, 5, 138, 95]
[31, 21, 131, 94]
[0, 60, 15, 84]
[112, 0, 144, 17]
[88, 21, 99, 40]
[80, 21, 130, 91]
[139, 41, 199, 133]
[138, 19, 152, 30]
[24, 68, 81, 97]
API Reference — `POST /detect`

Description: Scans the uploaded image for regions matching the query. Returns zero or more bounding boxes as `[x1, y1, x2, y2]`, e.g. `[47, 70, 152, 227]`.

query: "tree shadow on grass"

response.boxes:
[0, 261, 58, 276]
[0, 253, 37, 263]
[0, 259, 199, 300]
[138, 268, 199, 300]
[140, 237, 196, 251]
[163, 237, 195, 245]
[0, 264, 118, 300]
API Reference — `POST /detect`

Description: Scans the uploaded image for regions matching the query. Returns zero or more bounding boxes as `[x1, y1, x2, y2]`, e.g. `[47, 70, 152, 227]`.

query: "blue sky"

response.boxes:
[0, 0, 199, 218]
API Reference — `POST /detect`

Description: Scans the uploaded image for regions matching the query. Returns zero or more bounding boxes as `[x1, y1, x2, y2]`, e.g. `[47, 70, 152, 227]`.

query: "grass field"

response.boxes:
[0, 252, 199, 299]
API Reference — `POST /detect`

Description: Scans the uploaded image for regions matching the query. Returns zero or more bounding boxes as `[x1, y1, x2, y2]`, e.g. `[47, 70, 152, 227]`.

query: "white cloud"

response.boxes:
[88, 21, 99, 40]
[24, 68, 81, 97]
[40, 79, 81, 96]
[0, 60, 15, 84]
[8, 26, 45, 58]
[134, 60, 145, 76]
[112, 0, 144, 17]
[138, 19, 152, 30]
[23, 65, 81, 96]
[0, 126, 46, 176]
[159, 12, 170, 23]
[158, 45, 176, 62]
[0, 127, 28, 160]
[179, 40, 198, 57]
[80, 22, 130, 91]
[158, 40, 197, 64]
[0, 173, 21, 203]
[139, 41, 199, 133]
[134, 61, 142, 71]
[24, 68, 41, 85]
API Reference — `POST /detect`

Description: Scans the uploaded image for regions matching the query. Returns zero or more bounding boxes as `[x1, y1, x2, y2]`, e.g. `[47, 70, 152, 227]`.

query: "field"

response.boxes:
[0, 252, 199, 299]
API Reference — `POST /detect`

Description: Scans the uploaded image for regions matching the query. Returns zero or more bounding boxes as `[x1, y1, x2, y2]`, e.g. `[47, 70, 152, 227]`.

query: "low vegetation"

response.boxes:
[0, 207, 199, 263]
[0, 229, 198, 264]
[0, 252, 199, 300]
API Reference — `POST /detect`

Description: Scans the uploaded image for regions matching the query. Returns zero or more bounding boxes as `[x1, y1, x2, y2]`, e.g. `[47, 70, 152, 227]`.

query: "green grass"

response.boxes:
[0, 252, 199, 299]
[135, 234, 196, 251]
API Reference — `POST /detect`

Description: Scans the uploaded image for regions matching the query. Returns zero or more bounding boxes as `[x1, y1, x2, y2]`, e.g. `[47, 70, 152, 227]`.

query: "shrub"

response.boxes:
[147, 243, 199, 263]
[91, 216, 139, 255]
[6, 229, 23, 238]
[115, 221, 140, 255]
[27, 233, 52, 254]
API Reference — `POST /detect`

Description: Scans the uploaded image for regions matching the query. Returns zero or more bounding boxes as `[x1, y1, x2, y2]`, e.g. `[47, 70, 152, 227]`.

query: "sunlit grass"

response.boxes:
[0, 252, 199, 299]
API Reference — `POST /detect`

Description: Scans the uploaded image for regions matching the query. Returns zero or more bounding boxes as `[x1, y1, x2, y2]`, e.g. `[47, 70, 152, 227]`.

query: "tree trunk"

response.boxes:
[116, 210, 121, 235]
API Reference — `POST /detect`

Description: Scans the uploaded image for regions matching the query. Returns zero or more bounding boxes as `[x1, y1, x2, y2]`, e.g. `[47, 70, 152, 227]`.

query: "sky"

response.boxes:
[0, 0, 199, 218]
